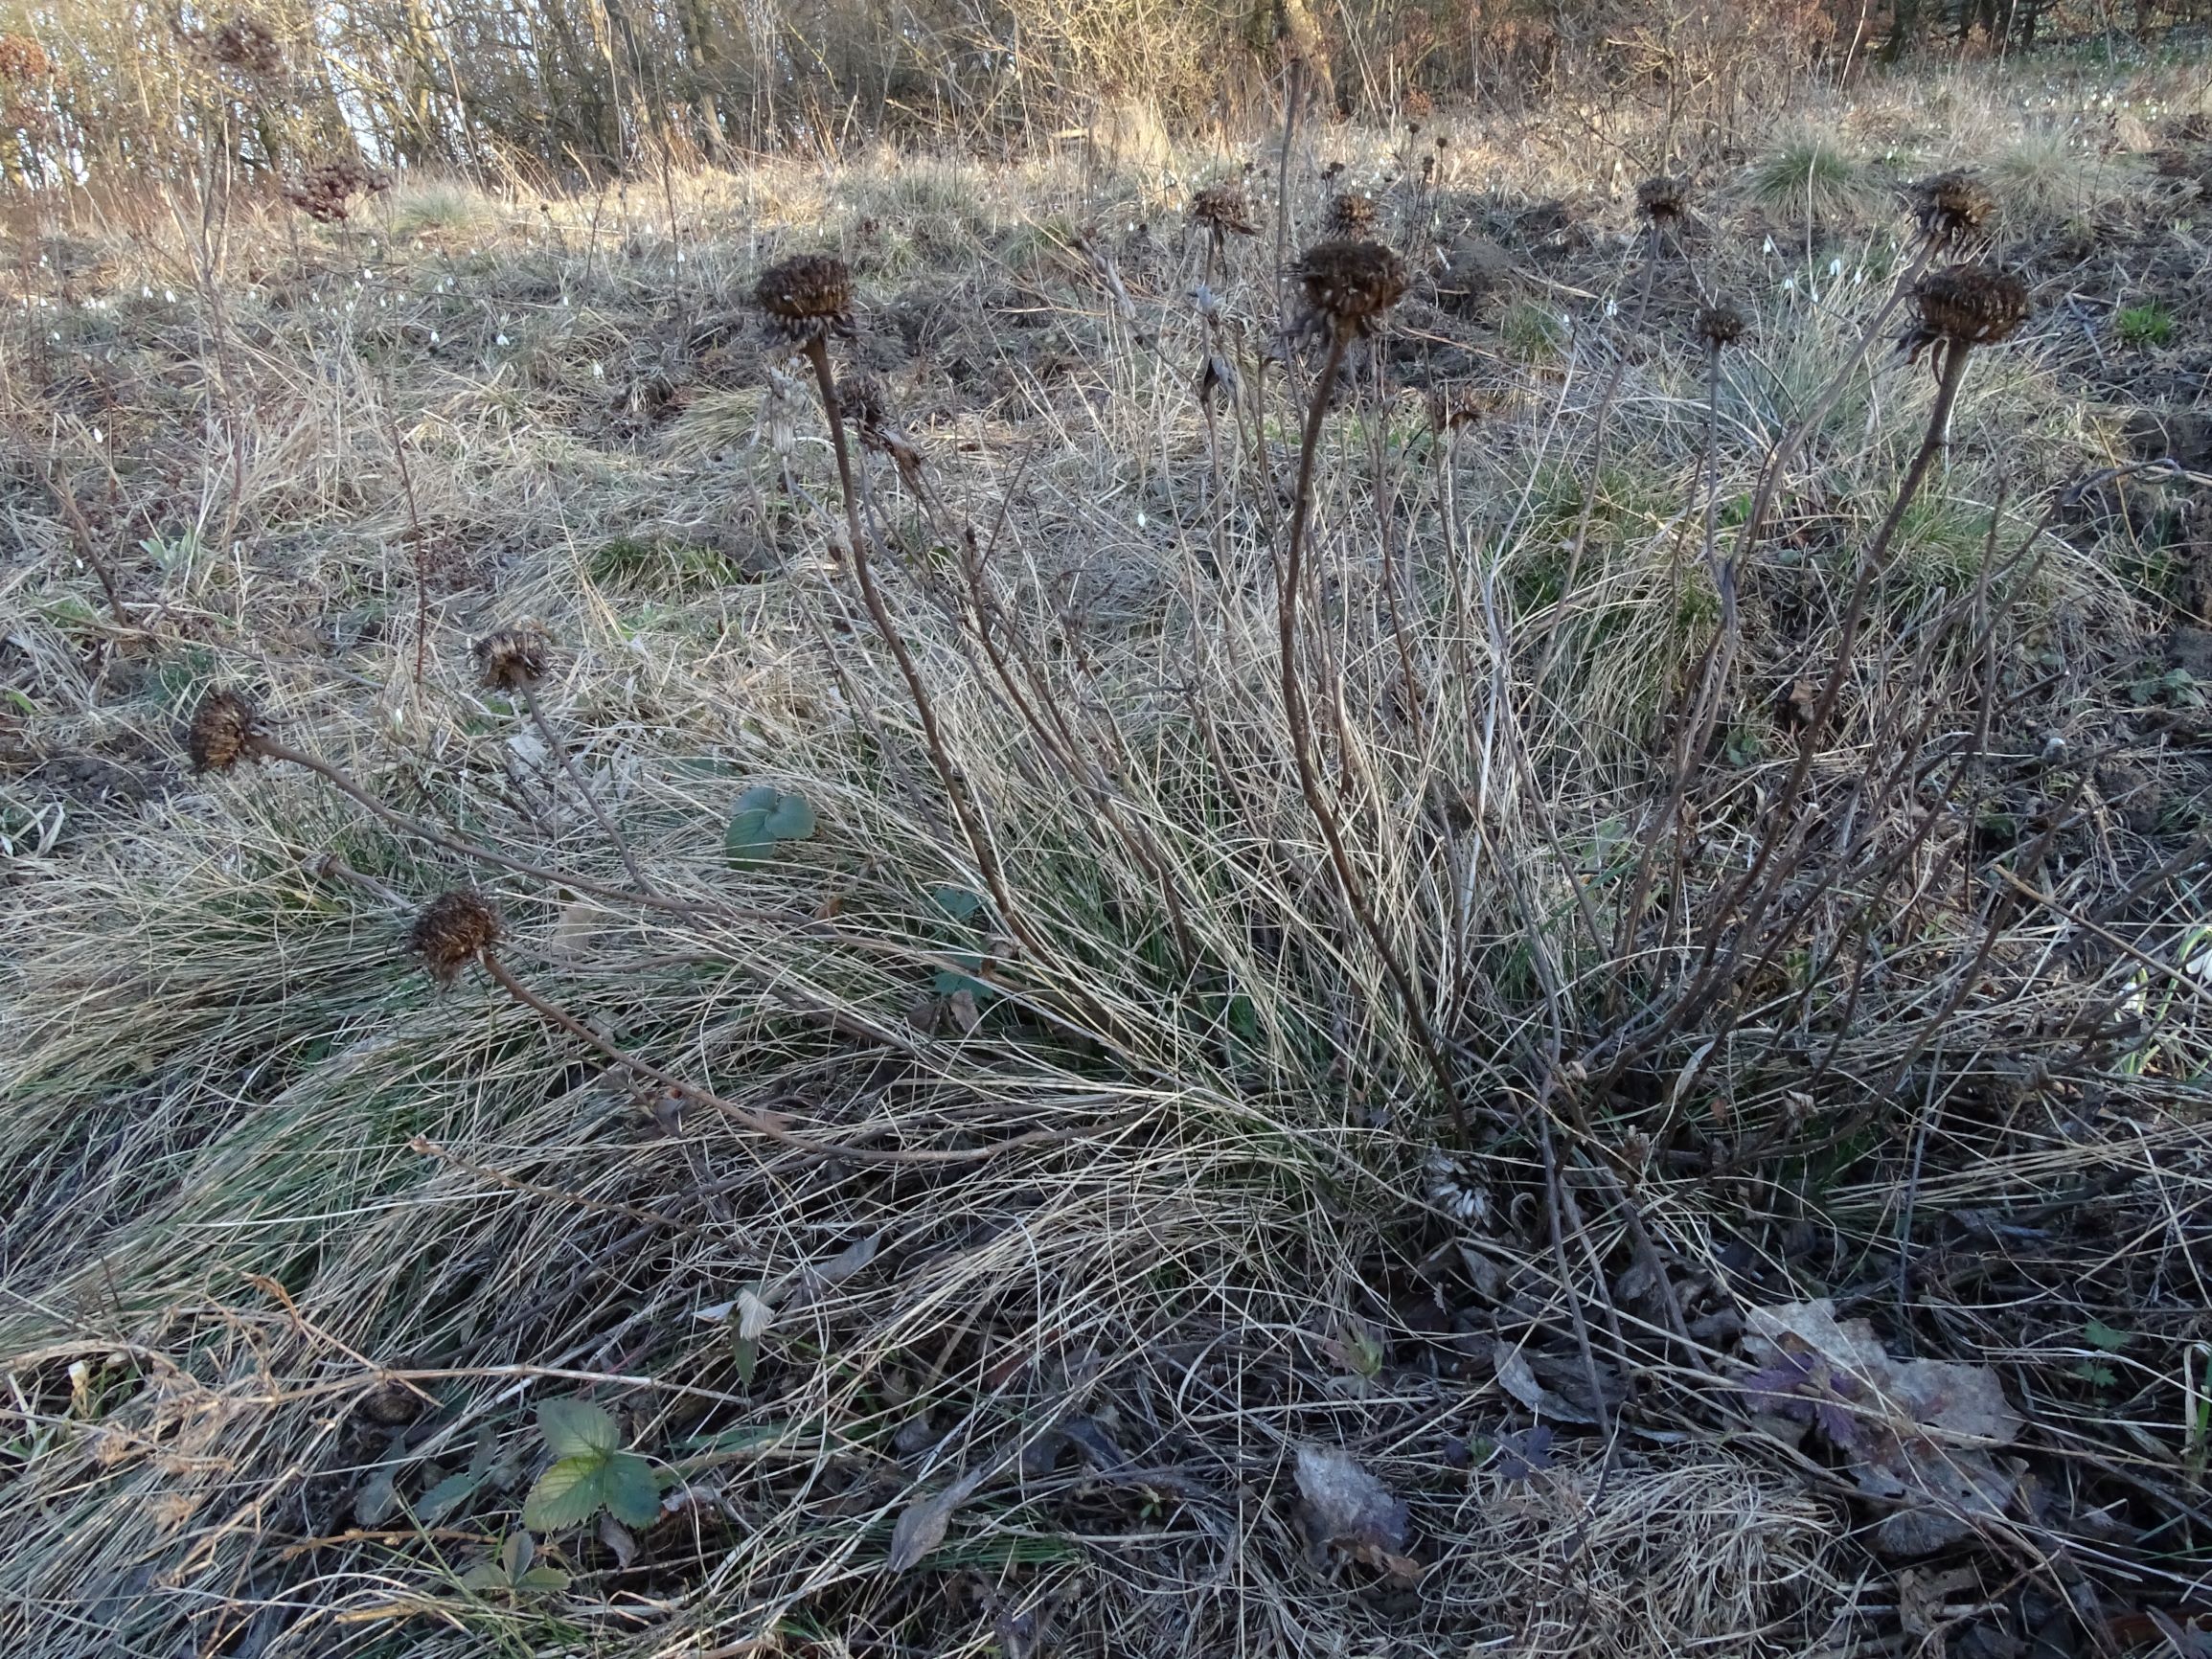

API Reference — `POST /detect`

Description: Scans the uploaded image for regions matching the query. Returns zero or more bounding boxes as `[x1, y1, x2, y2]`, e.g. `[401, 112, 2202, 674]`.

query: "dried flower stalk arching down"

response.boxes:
[9, 35, 2212, 1659]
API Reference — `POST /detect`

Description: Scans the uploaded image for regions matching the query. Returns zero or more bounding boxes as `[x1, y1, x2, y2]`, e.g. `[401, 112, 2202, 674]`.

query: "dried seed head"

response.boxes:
[1292, 239, 1408, 339]
[1904, 263, 2030, 358]
[356, 1376, 425, 1426]
[412, 891, 501, 986]
[1191, 181, 1259, 237]
[835, 373, 887, 431]
[1323, 191, 1379, 236]
[1425, 383, 1502, 433]
[1908, 170, 1996, 248]
[1696, 302, 1746, 351]
[281, 155, 389, 224]
[187, 690, 262, 773]
[1635, 174, 1689, 224]
[207, 12, 284, 80]
[754, 253, 855, 346]
[471, 625, 552, 693]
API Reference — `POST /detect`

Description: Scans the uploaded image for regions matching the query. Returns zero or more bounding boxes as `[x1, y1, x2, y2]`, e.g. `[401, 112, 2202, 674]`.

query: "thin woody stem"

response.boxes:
[478, 950, 1069, 1167]
[519, 684, 651, 894]
[1278, 325, 1464, 1130]
[799, 334, 1022, 945]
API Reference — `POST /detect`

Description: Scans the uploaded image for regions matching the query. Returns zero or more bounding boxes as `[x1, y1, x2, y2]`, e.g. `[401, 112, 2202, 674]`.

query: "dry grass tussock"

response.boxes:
[4, 50, 2212, 1659]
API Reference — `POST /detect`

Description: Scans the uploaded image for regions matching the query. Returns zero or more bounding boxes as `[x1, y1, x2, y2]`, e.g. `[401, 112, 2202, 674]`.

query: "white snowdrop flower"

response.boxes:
[428, 329, 439, 344]
[592, 361, 604, 378]
[1605, 297, 1618, 317]
[1762, 235, 1777, 256]
[49, 330, 59, 342]
[91, 427, 102, 443]
[495, 332, 509, 345]
[1782, 275, 1797, 293]
[1829, 257, 1844, 279]
[1136, 511, 1148, 529]
[163, 288, 175, 302]
[141, 284, 151, 299]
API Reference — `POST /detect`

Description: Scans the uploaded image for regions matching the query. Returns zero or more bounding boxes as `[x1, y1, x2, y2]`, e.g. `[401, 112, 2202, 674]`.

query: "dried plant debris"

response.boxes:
[1292, 1443, 1420, 1581]
[1742, 1300, 2024, 1555]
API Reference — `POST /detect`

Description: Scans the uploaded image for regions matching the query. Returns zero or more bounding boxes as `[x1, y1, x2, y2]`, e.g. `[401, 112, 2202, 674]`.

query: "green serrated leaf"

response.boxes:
[458, 1562, 508, 1591]
[501, 1530, 534, 1579]
[517, 1566, 571, 1591]
[524, 1455, 613, 1531]
[732, 1331, 759, 1387]
[602, 1451, 664, 1528]
[2083, 1319, 2130, 1352]
[538, 1398, 619, 1460]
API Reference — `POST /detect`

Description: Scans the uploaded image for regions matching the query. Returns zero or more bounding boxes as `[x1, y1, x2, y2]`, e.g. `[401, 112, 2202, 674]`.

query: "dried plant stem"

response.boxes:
[1279, 328, 1463, 1128]
[478, 950, 1062, 1166]
[518, 685, 651, 893]
[250, 735, 713, 923]
[797, 334, 1021, 943]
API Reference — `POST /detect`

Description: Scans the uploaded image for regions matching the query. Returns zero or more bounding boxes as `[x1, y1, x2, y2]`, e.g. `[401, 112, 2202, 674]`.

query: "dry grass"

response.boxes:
[3, 47, 2212, 1659]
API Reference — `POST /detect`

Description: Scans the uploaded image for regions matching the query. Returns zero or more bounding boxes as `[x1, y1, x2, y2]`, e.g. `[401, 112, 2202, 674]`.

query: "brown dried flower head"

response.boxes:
[1908, 171, 1996, 248]
[1905, 263, 2030, 358]
[755, 254, 855, 346]
[282, 156, 389, 225]
[1191, 181, 1259, 237]
[0, 34, 52, 84]
[1696, 302, 1746, 351]
[1635, 175, 1689, 224]
[1324, 192, 1379, 236]
[187, 690, 263, 773]
[1293, 239, 1408, 339]
[472, 625, 553, 693]
[208, 12, 284, 80]
[836, 373, 888, 431]
[412, 891, 502, 986]
[1425, 382, 1504, 433]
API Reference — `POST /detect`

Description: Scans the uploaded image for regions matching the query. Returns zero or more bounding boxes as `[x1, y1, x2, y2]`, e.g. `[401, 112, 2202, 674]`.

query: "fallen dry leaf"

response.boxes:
[885, 1467, 985, 1573]
[1293, 1443, 1420, 1580]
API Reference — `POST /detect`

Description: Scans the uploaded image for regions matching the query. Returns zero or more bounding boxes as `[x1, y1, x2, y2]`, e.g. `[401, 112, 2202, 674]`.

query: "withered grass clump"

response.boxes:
[186, 690, 263, 774]
[411, 891, 503, 986]
[472, 625, 554, 693]
[754, 253, 855, 345]
[1292, 239, 1407, 339]
[1908, 170, 1997, 247]
[1905, 262, 2030, 357]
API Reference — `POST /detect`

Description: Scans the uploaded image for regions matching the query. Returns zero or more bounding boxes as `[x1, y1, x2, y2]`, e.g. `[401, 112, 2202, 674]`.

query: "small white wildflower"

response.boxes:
[1762, 235, 1777, 256]
[495, 332, 509, 345]
[1605, 297, 1618, 317]
[428, 329, 439, 344]
[1829, 257, 1844, 279]
[141, 284, 151, 299]
[1782, 275, 1797, 293]
[1136, 511, 1148, 529]
[592, 361, 604, 378]
[163, 288, 175, 303]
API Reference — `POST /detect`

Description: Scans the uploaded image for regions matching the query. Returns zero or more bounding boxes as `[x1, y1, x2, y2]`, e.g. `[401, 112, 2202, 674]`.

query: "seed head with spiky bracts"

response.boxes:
[1191, 181, 1258, 238]
[471, 625, 553, 693]
[1636, 174, 1689, 225]
[1696, 302, 1746, 351]
[412, 891, 502, 986]
[1324, 192, 1378, 237]
[1902, 263, 2030, 362]
[1907, 171, 1996, 249]
[187, 690, 263, 773]
[1293, 239, 1408, 341]
[1425, 382, 1503, 434]
[754, 254, 855, 347]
